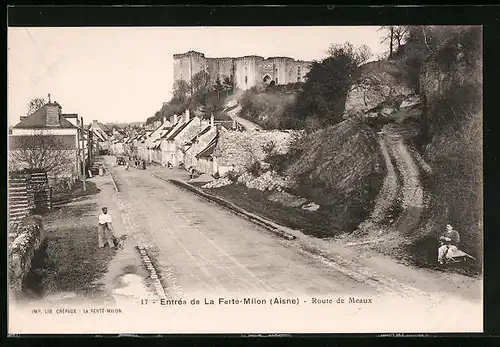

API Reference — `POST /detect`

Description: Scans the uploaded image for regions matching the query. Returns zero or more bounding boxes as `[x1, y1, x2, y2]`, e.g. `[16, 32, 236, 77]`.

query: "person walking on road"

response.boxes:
[98, 206, 115, 249]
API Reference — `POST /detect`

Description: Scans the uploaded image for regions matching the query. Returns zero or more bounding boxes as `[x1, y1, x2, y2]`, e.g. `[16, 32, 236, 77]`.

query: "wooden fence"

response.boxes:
[9, 170, 51, 222]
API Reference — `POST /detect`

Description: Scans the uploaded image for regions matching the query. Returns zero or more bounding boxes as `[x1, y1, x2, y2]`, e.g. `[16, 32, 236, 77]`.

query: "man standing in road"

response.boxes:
[438, 223, 461, 265]
[98, 206, 115, 249]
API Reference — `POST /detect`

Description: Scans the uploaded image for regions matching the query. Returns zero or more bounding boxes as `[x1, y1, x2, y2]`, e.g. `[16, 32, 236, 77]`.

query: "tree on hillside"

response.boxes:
[293, 42, 372, 130]
[173, 80, 190, 102]
[9, 130, 75, 175]
[27, 97, 46, 116]
[379, 26, 409, 58]
[191, 70, 210, 95]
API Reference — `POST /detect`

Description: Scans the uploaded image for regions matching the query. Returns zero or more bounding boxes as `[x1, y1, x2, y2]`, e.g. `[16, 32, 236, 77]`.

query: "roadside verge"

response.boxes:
[151, 173, 296, 241]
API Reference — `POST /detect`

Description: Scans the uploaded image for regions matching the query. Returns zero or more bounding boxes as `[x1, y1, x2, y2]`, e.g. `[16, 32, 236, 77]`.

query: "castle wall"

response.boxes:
[234, 56, 264, 90]
[207, 58, 235, 84]
[173, 51, 312, 90]
[173, 51, 208, 85]
[295, 60, 312, 82]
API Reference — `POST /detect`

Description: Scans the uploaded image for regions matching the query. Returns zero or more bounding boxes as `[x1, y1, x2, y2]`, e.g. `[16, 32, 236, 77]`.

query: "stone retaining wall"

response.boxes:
[8, 216, 44, 296]
[214, 129, 304, 169]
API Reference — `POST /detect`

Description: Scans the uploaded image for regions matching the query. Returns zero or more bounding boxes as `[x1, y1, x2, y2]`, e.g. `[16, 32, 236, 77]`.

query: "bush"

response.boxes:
[262, 141, 277, 156]
[224, 170, 239, 183]
[246, 161, 263, 177]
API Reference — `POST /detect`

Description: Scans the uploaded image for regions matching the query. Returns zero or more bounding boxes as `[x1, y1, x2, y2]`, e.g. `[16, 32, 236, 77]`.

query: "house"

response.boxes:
[109, 133, 126, 155]
[160, 110, 210, 168]
[195, 133, 219, 175]
[88, 120, 111, 154]
[145, 118, 172, 164]
[137, 130, 153, 161]
[9, 101, 80, 182]
[183, 114, 218, 172]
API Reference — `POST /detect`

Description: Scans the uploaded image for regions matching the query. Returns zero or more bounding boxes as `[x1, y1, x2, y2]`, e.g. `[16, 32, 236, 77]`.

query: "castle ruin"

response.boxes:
[173, 51, 312, 91]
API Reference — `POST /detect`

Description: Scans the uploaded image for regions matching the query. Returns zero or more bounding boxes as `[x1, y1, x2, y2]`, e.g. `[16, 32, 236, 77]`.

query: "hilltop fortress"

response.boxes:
[173, 51, 312, 90]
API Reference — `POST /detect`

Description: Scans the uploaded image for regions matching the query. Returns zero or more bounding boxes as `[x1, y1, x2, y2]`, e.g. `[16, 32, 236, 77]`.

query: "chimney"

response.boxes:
[185, 109, 190, 122]
[93, 120, 98, 126]
[163, 117, 167, 124]
[46, 103, 61, 126]
[210, 114, 214, 128]
[174, 114, 178, 124]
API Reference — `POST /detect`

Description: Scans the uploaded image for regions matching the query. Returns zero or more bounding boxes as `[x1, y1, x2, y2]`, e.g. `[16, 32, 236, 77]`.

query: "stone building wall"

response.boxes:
[214, 129, 304, 169]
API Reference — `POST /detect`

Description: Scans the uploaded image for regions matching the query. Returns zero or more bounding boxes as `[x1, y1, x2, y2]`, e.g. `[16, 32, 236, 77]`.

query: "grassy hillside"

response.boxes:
[284, 119, 386, 234]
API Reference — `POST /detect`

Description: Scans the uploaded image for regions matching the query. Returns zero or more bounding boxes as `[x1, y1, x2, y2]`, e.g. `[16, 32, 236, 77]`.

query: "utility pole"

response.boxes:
[81, 116, 86, 191]
[76, 118, 81, 182]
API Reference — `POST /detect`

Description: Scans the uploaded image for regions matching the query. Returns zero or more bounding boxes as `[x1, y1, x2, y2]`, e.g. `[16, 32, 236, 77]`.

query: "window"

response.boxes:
[245, 76, 248, 84]
[275, 77, 278, 84]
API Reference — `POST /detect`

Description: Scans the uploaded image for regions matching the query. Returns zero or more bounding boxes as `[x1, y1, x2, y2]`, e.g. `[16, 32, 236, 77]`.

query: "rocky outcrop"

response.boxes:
[344, 60, 416, 118]
[244, 170, 291, 192]
[8, 216, 44, 296]
[343, 60, 425, 129]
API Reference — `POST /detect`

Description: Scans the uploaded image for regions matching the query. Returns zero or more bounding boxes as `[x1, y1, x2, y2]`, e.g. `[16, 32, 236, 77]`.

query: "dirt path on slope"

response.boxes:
[225, 104, 263, 131]
[385, 125, 425, 235]
[347, 123, 425, 249]
[355, 133, 399, 236]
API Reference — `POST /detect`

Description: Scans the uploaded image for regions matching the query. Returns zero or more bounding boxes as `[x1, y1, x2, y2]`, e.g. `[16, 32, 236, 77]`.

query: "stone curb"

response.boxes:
[107, 166, 119, 192]
[151, 173, 297, 241]
[136, 245, 167, 299]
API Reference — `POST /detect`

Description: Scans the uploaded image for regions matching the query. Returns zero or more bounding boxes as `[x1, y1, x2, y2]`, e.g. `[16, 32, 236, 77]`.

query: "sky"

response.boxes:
[8, 26, 386, 125]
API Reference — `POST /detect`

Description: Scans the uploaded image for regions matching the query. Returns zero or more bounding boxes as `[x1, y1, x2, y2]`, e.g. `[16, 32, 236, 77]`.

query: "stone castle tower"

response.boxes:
[173, 51, 312, 91]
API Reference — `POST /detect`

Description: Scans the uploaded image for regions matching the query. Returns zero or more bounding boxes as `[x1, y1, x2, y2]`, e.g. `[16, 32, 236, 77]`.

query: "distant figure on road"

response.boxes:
[98, 207, 115, 249]
[438, 223, 461, 265]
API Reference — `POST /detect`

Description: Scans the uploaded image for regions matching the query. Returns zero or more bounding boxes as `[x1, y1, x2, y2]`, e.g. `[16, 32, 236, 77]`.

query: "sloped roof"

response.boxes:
[196, 135, 218, 159]
[189, 125, 211, 144]
[92, 130, 107, 142]
[13, 104, 77, 129]
[166, 118, 195, 141]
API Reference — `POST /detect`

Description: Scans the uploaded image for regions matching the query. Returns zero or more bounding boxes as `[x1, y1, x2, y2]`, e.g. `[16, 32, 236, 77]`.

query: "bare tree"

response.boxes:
[27, 97, 46, 116]
[379, 26, 410, 58]
[379, 26, 395, 58]
[393, 26, 410, 50]
[9, 130, 76, 177]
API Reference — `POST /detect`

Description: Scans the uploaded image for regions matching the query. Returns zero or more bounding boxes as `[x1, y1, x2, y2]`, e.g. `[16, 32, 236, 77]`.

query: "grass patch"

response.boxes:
[52, 180, 100, 204]
[22, 202, 115, 299]
[195, 182, 336, 238]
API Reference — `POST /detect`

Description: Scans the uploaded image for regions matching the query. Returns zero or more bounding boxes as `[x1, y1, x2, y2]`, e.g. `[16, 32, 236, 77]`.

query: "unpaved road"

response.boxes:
[107, 158, 372, 298]
[104, 157, 481, 305]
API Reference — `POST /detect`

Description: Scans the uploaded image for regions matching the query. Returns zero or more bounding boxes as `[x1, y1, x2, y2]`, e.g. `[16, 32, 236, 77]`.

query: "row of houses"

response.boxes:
[110, 108, 300, 177]
[125, 109, 225, 175]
